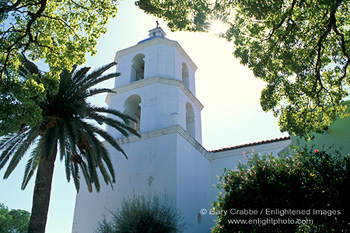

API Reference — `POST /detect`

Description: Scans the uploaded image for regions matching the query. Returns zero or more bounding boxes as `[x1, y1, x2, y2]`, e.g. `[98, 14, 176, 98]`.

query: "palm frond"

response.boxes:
[72, 66, 90, 84]
[87, 111, 140, 138]
[91, 168, 101, 192]
[87, 106, 136, 124]
[84, 147, 113, 190]
[79, 161, 92, 192]
[4, 125, 39, 178]
[0, 131, 28, 171]
[64, 119, 79, 154]
[0, 132, 23, 151]
[83, 127, 103, 159]
[82, 88, 115, 98]
[83, 126, 116, 183]
[58, 72, 73, 96]
[83, 62, 116, 84]
[58, 123, 72, 182]
[0, 135, 13, 150]
[100, 152, 116, 183]
[58, 123, 67, 161]
[58, 66, 86, 100]
[80, 121, 127, 158]
[97, 160, 114, 188]
[65, 150, 72, 182]
[84, 150, 98, 187]
[71, 162, 81, 192]
[70, 62, 116, 95]
[67, 67, 91, 95]
[21, 143, 40, 190]
[85, 72, 120, 90]
[41, 127, 59, 161]
[75, 72, 120, 96]
[64, 119, 80, 184]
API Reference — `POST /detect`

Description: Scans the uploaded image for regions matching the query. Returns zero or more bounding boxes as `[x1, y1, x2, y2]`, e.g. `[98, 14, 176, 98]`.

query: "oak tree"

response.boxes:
[137, 0, 350, 138]
[0, 0, 119, 136]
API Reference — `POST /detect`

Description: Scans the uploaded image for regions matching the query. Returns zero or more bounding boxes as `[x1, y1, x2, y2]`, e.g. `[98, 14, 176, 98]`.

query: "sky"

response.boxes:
[0, 1, 287, 232]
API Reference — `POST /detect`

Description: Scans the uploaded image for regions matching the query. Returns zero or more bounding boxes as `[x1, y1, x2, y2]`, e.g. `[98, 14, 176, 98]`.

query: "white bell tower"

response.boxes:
[72, 27, 212, 233]
[106, 26, 203, 142]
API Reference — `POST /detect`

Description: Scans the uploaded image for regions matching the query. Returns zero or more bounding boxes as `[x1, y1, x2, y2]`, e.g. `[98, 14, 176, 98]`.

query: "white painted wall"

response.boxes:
[72, 126, 213, 233]
[72, 131, 178, 233]
[107, 34, 201, 143]
[114, 37, 197, 94]
[107, 78, 203, 143]
[176, 134, 214, 232]
[71, 128, 291, 233]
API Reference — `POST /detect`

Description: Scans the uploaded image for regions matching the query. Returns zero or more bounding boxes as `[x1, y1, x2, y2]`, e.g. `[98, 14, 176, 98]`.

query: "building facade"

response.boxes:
[72, 27, 291, 233]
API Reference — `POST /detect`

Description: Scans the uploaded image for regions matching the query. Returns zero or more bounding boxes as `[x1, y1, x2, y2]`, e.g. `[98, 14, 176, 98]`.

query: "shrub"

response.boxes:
[211, 148, 350, 233]
[95, 193, 185, 233]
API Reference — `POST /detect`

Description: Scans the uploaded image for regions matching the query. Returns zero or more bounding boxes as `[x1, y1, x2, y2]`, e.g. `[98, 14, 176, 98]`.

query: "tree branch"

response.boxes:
[268, 0, 297, 40]
[0, 0, 22, 14]
[312, 9, 336, 95]
[1, 0, 47, 82]
[332, 21, 350, 84]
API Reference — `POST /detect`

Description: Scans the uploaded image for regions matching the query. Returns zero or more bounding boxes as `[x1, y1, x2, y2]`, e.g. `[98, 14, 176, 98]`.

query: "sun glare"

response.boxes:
[209, 19, 229, 36]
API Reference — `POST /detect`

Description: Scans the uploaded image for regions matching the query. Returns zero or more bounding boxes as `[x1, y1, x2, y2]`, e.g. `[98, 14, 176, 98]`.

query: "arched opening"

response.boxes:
[131, 54, 145, 83]
[182, 63, 189, 89]
[186, 103, 195, 138]
[124, 95, 142, 132]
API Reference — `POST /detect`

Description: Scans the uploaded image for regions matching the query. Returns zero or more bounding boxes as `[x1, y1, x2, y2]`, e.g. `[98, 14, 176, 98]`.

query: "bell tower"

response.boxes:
[106, 26, 203, 142]
[72, 27, 212, 233]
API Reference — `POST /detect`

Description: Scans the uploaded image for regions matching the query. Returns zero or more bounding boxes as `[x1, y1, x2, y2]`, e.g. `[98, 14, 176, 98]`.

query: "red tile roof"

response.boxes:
[210, 136, 291, 153]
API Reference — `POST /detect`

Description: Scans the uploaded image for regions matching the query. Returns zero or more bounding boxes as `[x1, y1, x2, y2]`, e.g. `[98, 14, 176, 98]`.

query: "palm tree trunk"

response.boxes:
[28, 143, 58, 233]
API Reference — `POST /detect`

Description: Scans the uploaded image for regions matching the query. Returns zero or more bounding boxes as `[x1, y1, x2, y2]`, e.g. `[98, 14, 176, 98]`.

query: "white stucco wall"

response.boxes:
[106, 77, 203, 143]
[71, 131, 292, 233]
[72, 126, 213, 233]
[72, 129, 178, 233]
[113, 37, 197, 94]
[175, 132, 213, 232]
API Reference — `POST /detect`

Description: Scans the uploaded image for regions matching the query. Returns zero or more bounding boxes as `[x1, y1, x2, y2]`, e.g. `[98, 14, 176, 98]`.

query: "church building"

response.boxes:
[72, 26, 292, 233]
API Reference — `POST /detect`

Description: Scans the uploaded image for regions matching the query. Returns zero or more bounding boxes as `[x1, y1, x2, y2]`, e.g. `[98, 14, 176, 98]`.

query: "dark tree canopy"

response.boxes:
[137, 0, 350, 138]
[0, 0, 119, 136]
[0, 203, 30, 233]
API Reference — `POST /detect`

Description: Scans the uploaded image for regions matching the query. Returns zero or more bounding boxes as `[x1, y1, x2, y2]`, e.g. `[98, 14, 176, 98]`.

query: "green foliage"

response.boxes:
[137, 0, 350, 138]
[0, 0, 119, 135]
[136, 0, 211, 32]
[211, 148, 350, 232]
[0, 203, 30, 233]
[95, 193, 185, 233]
[0, 61, 140, 192]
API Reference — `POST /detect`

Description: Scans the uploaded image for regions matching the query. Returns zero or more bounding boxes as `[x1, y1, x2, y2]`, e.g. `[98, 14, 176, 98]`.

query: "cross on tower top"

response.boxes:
[148, 25, 166, 38]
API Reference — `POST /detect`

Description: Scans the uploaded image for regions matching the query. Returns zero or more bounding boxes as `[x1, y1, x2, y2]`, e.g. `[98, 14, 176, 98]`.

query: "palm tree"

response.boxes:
[0, 60, 140, 233]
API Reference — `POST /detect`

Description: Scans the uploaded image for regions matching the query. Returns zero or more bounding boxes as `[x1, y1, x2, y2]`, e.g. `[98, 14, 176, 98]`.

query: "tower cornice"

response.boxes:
[102, 125, 211, 162]
[106, 76, 204, 110]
